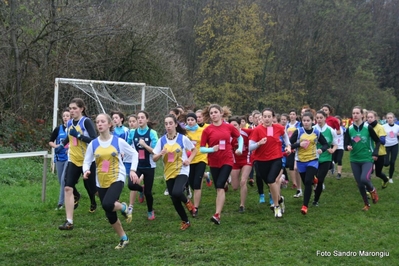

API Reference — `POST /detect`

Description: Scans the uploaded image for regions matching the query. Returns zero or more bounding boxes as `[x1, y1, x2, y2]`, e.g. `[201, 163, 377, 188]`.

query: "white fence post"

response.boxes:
[0, 151, 49, 202]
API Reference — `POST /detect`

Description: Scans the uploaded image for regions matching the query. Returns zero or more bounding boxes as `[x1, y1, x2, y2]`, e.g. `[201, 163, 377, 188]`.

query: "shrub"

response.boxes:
[0, 111, 51, 152]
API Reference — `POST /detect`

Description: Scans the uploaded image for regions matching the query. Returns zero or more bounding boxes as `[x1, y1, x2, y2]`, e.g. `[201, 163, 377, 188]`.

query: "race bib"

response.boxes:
[167, 152, 174, 162]
[101, 160, 110, 173]
[302, 140, 310, 149]
[353, 136, 361, 143]
[72, 137, 78, 146]
[219, 140, 226, 150]
[267, 127, 274, 136]
[139, 149, 145, 159]
[389, 131, 395, 138]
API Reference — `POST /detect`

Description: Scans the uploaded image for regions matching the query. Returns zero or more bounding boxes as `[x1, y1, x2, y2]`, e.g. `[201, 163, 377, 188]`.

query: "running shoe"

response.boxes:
[239, 206, 245, 213]
[248, 179, 254, 187]
[206, 172, 212, 187]
[126, 206, 133, 223]
[259, 194, 265, 203]
[180, 221, 191, 230]
[301, 205, 308, 215]
[74, 194, 81, 210]
[312, 201, 319, 207]
[89, 204, 97, 213]
[139, 186, 145, 203]
[164, 188, 169, 196]
[382, 180, 389, 189]
[58, 220, 74, 230]
[147, 210, 155, 220]
[362, 204, 370, 211]
[185, 200, 196, 216]
[120, 202, 129, 220]
[274, 206, 282, 218]
[210, 213, 220, 225]
[293, 190, 302, 198]
[336, 173, 341, 180]
[389, 178, 394, 184]
[192, 208, 198, 218]
[55, 204, 63, 211]
[115, 238, 129, 249]
[370, 189, 379, 204]
[279, 196, 285, 214]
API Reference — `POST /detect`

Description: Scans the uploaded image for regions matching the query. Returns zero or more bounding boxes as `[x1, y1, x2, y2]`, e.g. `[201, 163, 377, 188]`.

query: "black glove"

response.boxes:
[69, 127, 80, 139]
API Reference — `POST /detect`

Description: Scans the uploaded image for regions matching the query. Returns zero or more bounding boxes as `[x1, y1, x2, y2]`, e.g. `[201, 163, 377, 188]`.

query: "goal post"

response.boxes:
[52, 77, 179, 166]
[53, 78, 146, 131]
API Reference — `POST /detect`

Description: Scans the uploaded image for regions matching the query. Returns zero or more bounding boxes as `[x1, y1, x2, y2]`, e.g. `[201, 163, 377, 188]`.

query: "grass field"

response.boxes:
[0, 151, 398, 265]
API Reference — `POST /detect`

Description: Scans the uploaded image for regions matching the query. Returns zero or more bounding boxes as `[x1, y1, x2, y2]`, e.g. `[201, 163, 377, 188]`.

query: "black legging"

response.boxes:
[253, 161, 264, 195]
[375, 155, 388, 182]
[299, 166, 318, 207]
[64, 161, 97, 206]
[210, 165, 233, 189]
[384, 144, 398, 179]
[332, 149, 344, 166]
[314, 161, 331, 203]
[127, 168, 155, 212]
[97, 181, 124, 225]
[166, 175, 189, 222]
[189, 162, 206, 190]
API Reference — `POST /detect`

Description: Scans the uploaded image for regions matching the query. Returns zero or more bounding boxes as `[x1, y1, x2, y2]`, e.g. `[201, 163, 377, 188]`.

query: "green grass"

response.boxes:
[0, 152, 398, 265]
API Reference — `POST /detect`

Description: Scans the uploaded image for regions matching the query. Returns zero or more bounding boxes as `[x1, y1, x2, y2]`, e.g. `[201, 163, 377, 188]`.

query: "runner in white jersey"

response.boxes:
[383, 112, 399, 183]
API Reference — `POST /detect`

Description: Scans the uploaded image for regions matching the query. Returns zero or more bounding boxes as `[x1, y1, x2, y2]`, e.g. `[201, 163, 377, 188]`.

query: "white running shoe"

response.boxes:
[164, 188, 169, 196]
[279, 196, 285, 214]
[293, 190, 303, 198]
[274, 206, 282, 218]
[389, 179, 394, 184]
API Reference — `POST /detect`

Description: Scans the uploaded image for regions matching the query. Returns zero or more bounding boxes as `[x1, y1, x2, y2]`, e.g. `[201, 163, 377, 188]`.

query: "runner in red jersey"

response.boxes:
[200, 104, 243, 225]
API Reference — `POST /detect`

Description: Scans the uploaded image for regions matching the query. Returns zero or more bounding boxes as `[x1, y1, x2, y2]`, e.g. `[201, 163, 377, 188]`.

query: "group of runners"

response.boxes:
[49, 98, 398, 249]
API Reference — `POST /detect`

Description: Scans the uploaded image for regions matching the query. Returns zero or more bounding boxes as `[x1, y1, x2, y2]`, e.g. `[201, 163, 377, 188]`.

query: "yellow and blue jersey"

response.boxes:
[84, 135, 139, 188]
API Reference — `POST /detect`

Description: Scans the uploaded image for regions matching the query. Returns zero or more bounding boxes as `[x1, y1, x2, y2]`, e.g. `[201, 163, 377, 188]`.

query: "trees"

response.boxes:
[0, 0, 186, 119]
[0, 0, 399, 131]
[193, 0, 267, 114]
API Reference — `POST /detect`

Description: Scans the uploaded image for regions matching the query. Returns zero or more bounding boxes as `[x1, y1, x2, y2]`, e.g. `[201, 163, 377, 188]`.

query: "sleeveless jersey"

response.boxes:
[66, 117, 90, 167]
[348, 124, 374, 163]
[371, 123, 387, 156]
[295, 127, 321, 162]
[315, 124, 336, 163]
[91, 136, 123, 188]
[113, 125, 129, 141]
[55, 125, 68, 162]
[132, 128, 156, 168]
[186, 127, 208, 164]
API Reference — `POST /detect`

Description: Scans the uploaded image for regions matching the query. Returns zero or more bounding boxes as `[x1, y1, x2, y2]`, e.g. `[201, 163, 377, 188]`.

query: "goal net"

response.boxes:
[53, 78, 178, 134]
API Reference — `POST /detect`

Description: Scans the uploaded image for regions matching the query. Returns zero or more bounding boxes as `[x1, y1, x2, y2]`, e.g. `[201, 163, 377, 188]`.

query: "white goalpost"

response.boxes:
[52, 77, 179, 163]
[53, 78, 178, 132]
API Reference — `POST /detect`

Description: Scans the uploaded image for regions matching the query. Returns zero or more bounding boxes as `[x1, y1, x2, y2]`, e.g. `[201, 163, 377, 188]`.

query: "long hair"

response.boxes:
[70, 98, 88, 117]
[165, 114, 187, 135]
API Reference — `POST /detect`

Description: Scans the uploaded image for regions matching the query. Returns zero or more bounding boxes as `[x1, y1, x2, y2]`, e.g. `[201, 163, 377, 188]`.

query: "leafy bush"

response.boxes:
[0, 111, 51, 152]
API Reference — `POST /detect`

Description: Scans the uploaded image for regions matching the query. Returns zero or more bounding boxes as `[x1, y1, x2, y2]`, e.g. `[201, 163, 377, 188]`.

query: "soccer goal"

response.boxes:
[53, 78, 178, 134]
